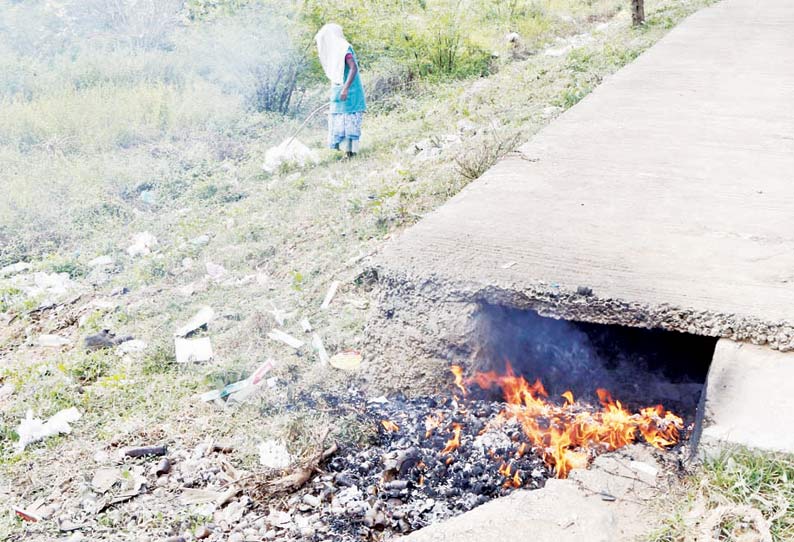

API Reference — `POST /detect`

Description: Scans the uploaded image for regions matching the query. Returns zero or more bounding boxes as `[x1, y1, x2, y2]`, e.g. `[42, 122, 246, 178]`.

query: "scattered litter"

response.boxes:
[122, 445, 167, 458]
[368, 396, 389, 404]
[181, 488, 223, 505]
[37, 334, 71, 348]
[175, 337, 214, 363]
[629, 460, 659, 478]
[258, 439, 292, 469]
[59, 520, 86, 532]
[599, 491, 617, 502]
[329, 350, 363, 371]
[321, 281, 340, 310]
[88, 255, 114, 268]
[262, 139, 319, 174]
[312, 334, 330, 366]
[127, 232, 157, 257]
[13, 505, 42, 522]
[268, 329, 304, 350]
[92, 468, 121, 494]
[175, 306, 215, 337]
[300, 318, 312, 333]
[116, 339, 147, 355]
[205, 262, 227, 281]
[84, 329, 132, 351]
[500, 261, 517, 269]
[270, 306, 293, 326]
[200, 359, 278, 404]
[190, 234, 210, 246]
[0, 261, 31, 277]
[16, 407, 81, 452]
[31, 272, 74, 296]
[267, 376, 278, 389]
[154, 458, 172, 476]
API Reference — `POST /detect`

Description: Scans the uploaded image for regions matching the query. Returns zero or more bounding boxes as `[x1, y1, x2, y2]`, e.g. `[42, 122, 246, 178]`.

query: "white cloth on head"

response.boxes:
[315, 23, 351, 85]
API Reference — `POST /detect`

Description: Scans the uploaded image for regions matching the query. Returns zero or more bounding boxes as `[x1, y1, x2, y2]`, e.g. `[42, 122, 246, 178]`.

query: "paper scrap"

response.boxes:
[258, 439, 291, 469]
[16, 407, 82, 452]
[174, 306, 215, 337]
[320, 281, 340, 310]
[267, 329, 304, 350]
[311, 334, 330, 366]
[175, 337, 214, 363]
[329, 351, 362, 371]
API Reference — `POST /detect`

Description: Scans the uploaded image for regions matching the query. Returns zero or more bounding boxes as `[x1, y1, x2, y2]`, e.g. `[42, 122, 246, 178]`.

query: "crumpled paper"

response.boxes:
[16, 407, 81, 452]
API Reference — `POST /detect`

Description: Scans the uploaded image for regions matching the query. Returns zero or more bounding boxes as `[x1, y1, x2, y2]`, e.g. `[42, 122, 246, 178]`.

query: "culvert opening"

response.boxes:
[470, 303, 718, 424]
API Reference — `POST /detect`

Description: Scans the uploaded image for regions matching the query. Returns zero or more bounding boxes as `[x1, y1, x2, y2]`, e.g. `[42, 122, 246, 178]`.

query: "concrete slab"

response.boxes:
[376, 0, 794, 351]
[698, 339, 794, 454]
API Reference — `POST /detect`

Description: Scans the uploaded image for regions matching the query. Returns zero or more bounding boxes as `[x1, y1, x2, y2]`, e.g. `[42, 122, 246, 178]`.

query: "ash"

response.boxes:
[274, 394, 550, 541]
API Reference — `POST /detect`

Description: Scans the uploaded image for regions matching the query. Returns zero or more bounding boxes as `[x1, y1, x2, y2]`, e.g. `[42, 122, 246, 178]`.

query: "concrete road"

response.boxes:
[378, 0, 794, 348]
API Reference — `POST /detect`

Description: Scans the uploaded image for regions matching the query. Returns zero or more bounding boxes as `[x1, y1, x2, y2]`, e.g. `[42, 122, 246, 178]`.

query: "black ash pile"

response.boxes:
[256, 392, 550, 542]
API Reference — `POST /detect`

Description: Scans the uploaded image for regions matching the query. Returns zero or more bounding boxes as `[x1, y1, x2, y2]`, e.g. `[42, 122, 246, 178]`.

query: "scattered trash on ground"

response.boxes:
[329, 350, 362, 371]
[300, 318, 312, 333]
[175, 306, 215, 337]
[122, 445, 168, 458]
[311, 334, 329, 366]
[199, 359, 278, 404]
[175, 337, 214, 363]
[205, 262, 227, 281]
[0, 261, 31, 277]
[257, 439, 292, 469]
[262, 139, 319, 174]
[500, 261, 517, 269]
[13, 504, 43, 522]
[116, 339, 147, 355]
[320, 281, 340, 310]
[84, 329, 133, 351]
[267, 329, 304, 350]
[91, 468, 121, 494]
[37, 334, 71, 348]
[16, 407, 82, 452]
[127, 232, 157, 257]
[24, 271, 76, 298]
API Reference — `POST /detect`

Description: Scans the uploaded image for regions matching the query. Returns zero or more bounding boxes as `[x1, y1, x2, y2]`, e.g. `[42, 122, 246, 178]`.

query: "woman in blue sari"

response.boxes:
[315, 24, 367, 158]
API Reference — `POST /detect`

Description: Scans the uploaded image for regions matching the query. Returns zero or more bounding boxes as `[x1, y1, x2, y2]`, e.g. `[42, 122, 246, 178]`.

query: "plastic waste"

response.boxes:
[16, 407, 81, 452]
[200, 359, 278, 404]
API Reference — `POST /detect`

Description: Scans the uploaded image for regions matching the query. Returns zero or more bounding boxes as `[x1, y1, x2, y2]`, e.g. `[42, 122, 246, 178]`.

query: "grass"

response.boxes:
[649, 448, 794, 541]
[0, 0, 725, 539]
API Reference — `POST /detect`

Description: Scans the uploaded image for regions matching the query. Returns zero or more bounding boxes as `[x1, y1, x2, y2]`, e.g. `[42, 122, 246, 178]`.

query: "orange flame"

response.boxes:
[451, 364, 684, 479]
[450, 365, 468, 397]
[381, 420, 400, 432]
[441, 423, 462, 454]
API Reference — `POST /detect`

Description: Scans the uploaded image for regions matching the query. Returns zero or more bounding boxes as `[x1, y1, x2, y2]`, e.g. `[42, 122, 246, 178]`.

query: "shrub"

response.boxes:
[455, 130, 523, 181]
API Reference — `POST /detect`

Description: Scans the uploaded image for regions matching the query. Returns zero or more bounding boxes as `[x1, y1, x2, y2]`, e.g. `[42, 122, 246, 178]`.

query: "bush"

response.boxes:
[455, 130, 523, 181]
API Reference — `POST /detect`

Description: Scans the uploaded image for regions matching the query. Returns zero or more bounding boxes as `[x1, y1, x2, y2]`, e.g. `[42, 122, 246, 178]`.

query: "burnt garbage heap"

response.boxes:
[293, 395, 550, 541]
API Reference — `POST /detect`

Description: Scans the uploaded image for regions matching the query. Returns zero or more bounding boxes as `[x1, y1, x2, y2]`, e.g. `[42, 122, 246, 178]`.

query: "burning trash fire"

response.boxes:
[452, 363, 684, 478]
[283, 359, 695, 541]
